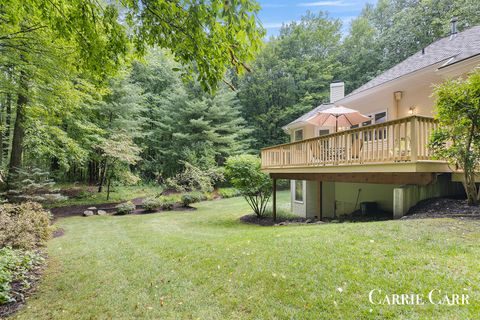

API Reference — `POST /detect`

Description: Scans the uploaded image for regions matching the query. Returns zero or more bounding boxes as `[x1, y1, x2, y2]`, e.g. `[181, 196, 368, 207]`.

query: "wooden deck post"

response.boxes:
[272, 178, 277, 222]
[410, 116, 418, 162]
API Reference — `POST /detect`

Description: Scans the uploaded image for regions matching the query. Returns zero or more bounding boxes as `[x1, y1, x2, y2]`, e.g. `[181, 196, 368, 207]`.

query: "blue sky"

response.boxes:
[258, 0, 375, 37]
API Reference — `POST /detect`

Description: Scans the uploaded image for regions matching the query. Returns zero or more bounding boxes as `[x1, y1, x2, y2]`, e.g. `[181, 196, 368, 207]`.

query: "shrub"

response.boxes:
[0, 247, 44, 304]
[225, 155, 272, 217]
[115, 201, 136, 215]
[0, 202, 53, 250]
[165, 163, 224, 193]
[218, 188, 241, 199]
[2, 167, 67, 203]
[159, 197, 176, 210]
[142, 197, 163, 211]
[181, 191, 206, 207]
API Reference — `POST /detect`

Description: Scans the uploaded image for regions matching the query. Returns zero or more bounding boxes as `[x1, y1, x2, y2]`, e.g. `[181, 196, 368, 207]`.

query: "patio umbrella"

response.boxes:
[306, 106, 370, 132]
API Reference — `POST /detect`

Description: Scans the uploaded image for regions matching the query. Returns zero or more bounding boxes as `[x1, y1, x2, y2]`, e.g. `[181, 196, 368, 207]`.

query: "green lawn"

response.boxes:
[15, 191, 480, 319]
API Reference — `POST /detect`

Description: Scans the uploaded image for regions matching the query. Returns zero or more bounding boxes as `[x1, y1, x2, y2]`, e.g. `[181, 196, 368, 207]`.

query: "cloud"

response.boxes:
[298, 1, 352, 7]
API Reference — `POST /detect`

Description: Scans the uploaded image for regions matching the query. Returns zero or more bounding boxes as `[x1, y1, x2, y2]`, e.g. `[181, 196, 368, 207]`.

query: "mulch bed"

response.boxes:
[403, 197, 480, 220]
[240, 214, 323, 226]
[0, 252, 47, 318]
[50, 198, 196, 220]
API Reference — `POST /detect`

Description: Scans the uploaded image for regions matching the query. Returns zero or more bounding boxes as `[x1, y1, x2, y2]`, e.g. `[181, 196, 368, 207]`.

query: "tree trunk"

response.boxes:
[106, 173, 112, 200]
[464, 170, 478, 206]
[3, 93, 12, 164]
[463, 123, 478, 206]
[98, 159, 107, 192]
[8, 73, 28, 179]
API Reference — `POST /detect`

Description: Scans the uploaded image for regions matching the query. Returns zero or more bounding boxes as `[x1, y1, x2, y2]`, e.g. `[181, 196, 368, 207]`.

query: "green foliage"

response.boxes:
[115, 201, 136, 215]
[158, 197, 176, 211]
[0, 247, 44, 304]
[165, 163, 224, 193]
[143, 194, 177, 211]
[132, 50, 251, 179]
[225, 155, 272, 217]
[340, 0, 480, 93]
[218, 188, 241, 199]
[429, 70, 480, 205]
[142, 197, 163, 212]
[3, 167, 66, 203]
[238, 12, 342, 150]
[123, 0, 264, 91]
[0, 202, 53, 250]
[181, 191, 207, 207]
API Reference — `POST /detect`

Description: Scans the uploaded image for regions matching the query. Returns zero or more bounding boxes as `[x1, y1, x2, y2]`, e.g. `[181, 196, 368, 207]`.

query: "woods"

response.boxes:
[1, 0, 480, 192]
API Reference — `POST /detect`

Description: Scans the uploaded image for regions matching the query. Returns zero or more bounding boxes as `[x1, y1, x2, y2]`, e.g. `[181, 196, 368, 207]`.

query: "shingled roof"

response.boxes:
[347, 25, 480, 97]
[283, 25, 480, 131]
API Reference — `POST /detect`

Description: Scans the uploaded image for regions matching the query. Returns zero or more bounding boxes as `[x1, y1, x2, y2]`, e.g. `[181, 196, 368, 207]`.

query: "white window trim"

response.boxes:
[364, 109, 388, 126]
[293, 128, 304, 141]
[293, 180, 304, 203]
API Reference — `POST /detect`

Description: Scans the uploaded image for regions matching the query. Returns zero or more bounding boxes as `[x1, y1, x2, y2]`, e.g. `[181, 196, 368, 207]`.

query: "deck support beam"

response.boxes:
[269, 172, 436, 186]
[272, 178, 277, 222]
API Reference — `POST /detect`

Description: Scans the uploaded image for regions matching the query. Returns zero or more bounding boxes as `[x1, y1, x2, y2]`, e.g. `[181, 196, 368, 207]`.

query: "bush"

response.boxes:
[225, 155, 272, 217]
[0, 247, 44, 304]
[142, 197, 163, 211]
[115, 201, 136, 215]
[218, 188, 241, 198]
[2, 167, 67, 203]
[0, 202, 53, 250]
[165, 163, 224, 193]
[159, 197, 176, 210]
[181, 191, 206, 207]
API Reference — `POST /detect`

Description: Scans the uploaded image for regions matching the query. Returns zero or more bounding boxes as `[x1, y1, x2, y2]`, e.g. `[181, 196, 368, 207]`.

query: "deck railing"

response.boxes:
[261, 115, 438, 169]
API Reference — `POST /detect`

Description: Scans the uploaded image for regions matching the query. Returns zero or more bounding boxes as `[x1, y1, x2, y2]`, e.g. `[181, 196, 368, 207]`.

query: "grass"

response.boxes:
[14, 191, 480, 319]
[50, 184, 163, 208]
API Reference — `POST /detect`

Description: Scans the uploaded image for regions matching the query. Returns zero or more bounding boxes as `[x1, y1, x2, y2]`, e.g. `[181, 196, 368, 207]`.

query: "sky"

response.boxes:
[258, 0, 375, 38]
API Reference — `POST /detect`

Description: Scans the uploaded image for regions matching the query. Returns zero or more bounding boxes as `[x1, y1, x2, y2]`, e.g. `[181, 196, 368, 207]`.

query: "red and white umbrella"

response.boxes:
[306, 106, 370, 132]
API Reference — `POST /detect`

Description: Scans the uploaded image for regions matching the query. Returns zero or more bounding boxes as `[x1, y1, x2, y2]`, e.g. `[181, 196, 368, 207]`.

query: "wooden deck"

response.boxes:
[261, 115, 446, 172]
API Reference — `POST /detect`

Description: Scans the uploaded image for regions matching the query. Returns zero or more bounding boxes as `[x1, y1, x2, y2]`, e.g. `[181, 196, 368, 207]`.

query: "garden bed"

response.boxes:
[0, 250, 46, 318]
[240, 214, 324, 226]
[403, 197, 480, 220]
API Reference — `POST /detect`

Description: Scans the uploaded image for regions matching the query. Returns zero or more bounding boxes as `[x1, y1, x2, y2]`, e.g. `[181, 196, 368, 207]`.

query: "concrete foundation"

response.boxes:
[290, 174, 464, 219]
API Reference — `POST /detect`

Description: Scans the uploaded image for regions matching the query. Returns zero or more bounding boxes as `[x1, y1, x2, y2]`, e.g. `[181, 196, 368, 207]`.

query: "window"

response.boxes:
[375, 111, 387, 139]
[357, 110, 388, 141]
[319, 129, 329, 136]
[294, 129, 303, 141]
[294, 180, 304, 202]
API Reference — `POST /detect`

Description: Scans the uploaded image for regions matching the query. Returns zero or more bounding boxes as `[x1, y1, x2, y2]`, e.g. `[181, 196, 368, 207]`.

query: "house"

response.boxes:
[261, 20, 480, 219]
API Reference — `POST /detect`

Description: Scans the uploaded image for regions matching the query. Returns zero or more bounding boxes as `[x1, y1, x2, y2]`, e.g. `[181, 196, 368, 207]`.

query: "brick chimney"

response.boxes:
[330, 81, 345, 103]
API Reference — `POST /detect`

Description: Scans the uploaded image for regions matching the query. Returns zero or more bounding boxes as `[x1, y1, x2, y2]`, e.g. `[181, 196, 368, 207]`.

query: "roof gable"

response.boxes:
[347, 26, 480, 97]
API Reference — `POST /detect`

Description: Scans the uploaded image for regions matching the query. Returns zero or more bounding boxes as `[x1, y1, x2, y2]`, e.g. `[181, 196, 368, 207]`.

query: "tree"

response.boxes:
[225, 155, 271, 217]
[341, 0, 480, 94]
[99, 133, 141, 200]
[1, 0, 264, 183]
[131, 50, 251, 179]
[429, 70, 480, 205]
[237, 12, 342, 150]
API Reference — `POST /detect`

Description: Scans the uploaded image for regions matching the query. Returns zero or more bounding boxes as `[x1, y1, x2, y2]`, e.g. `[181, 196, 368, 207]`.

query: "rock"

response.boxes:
[83, 210, 94, 216]
[87, 207, 97, 210]
[278, 222, 287, 226]
[97, 210, 107, 215]
[314, 221, 325, 224]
